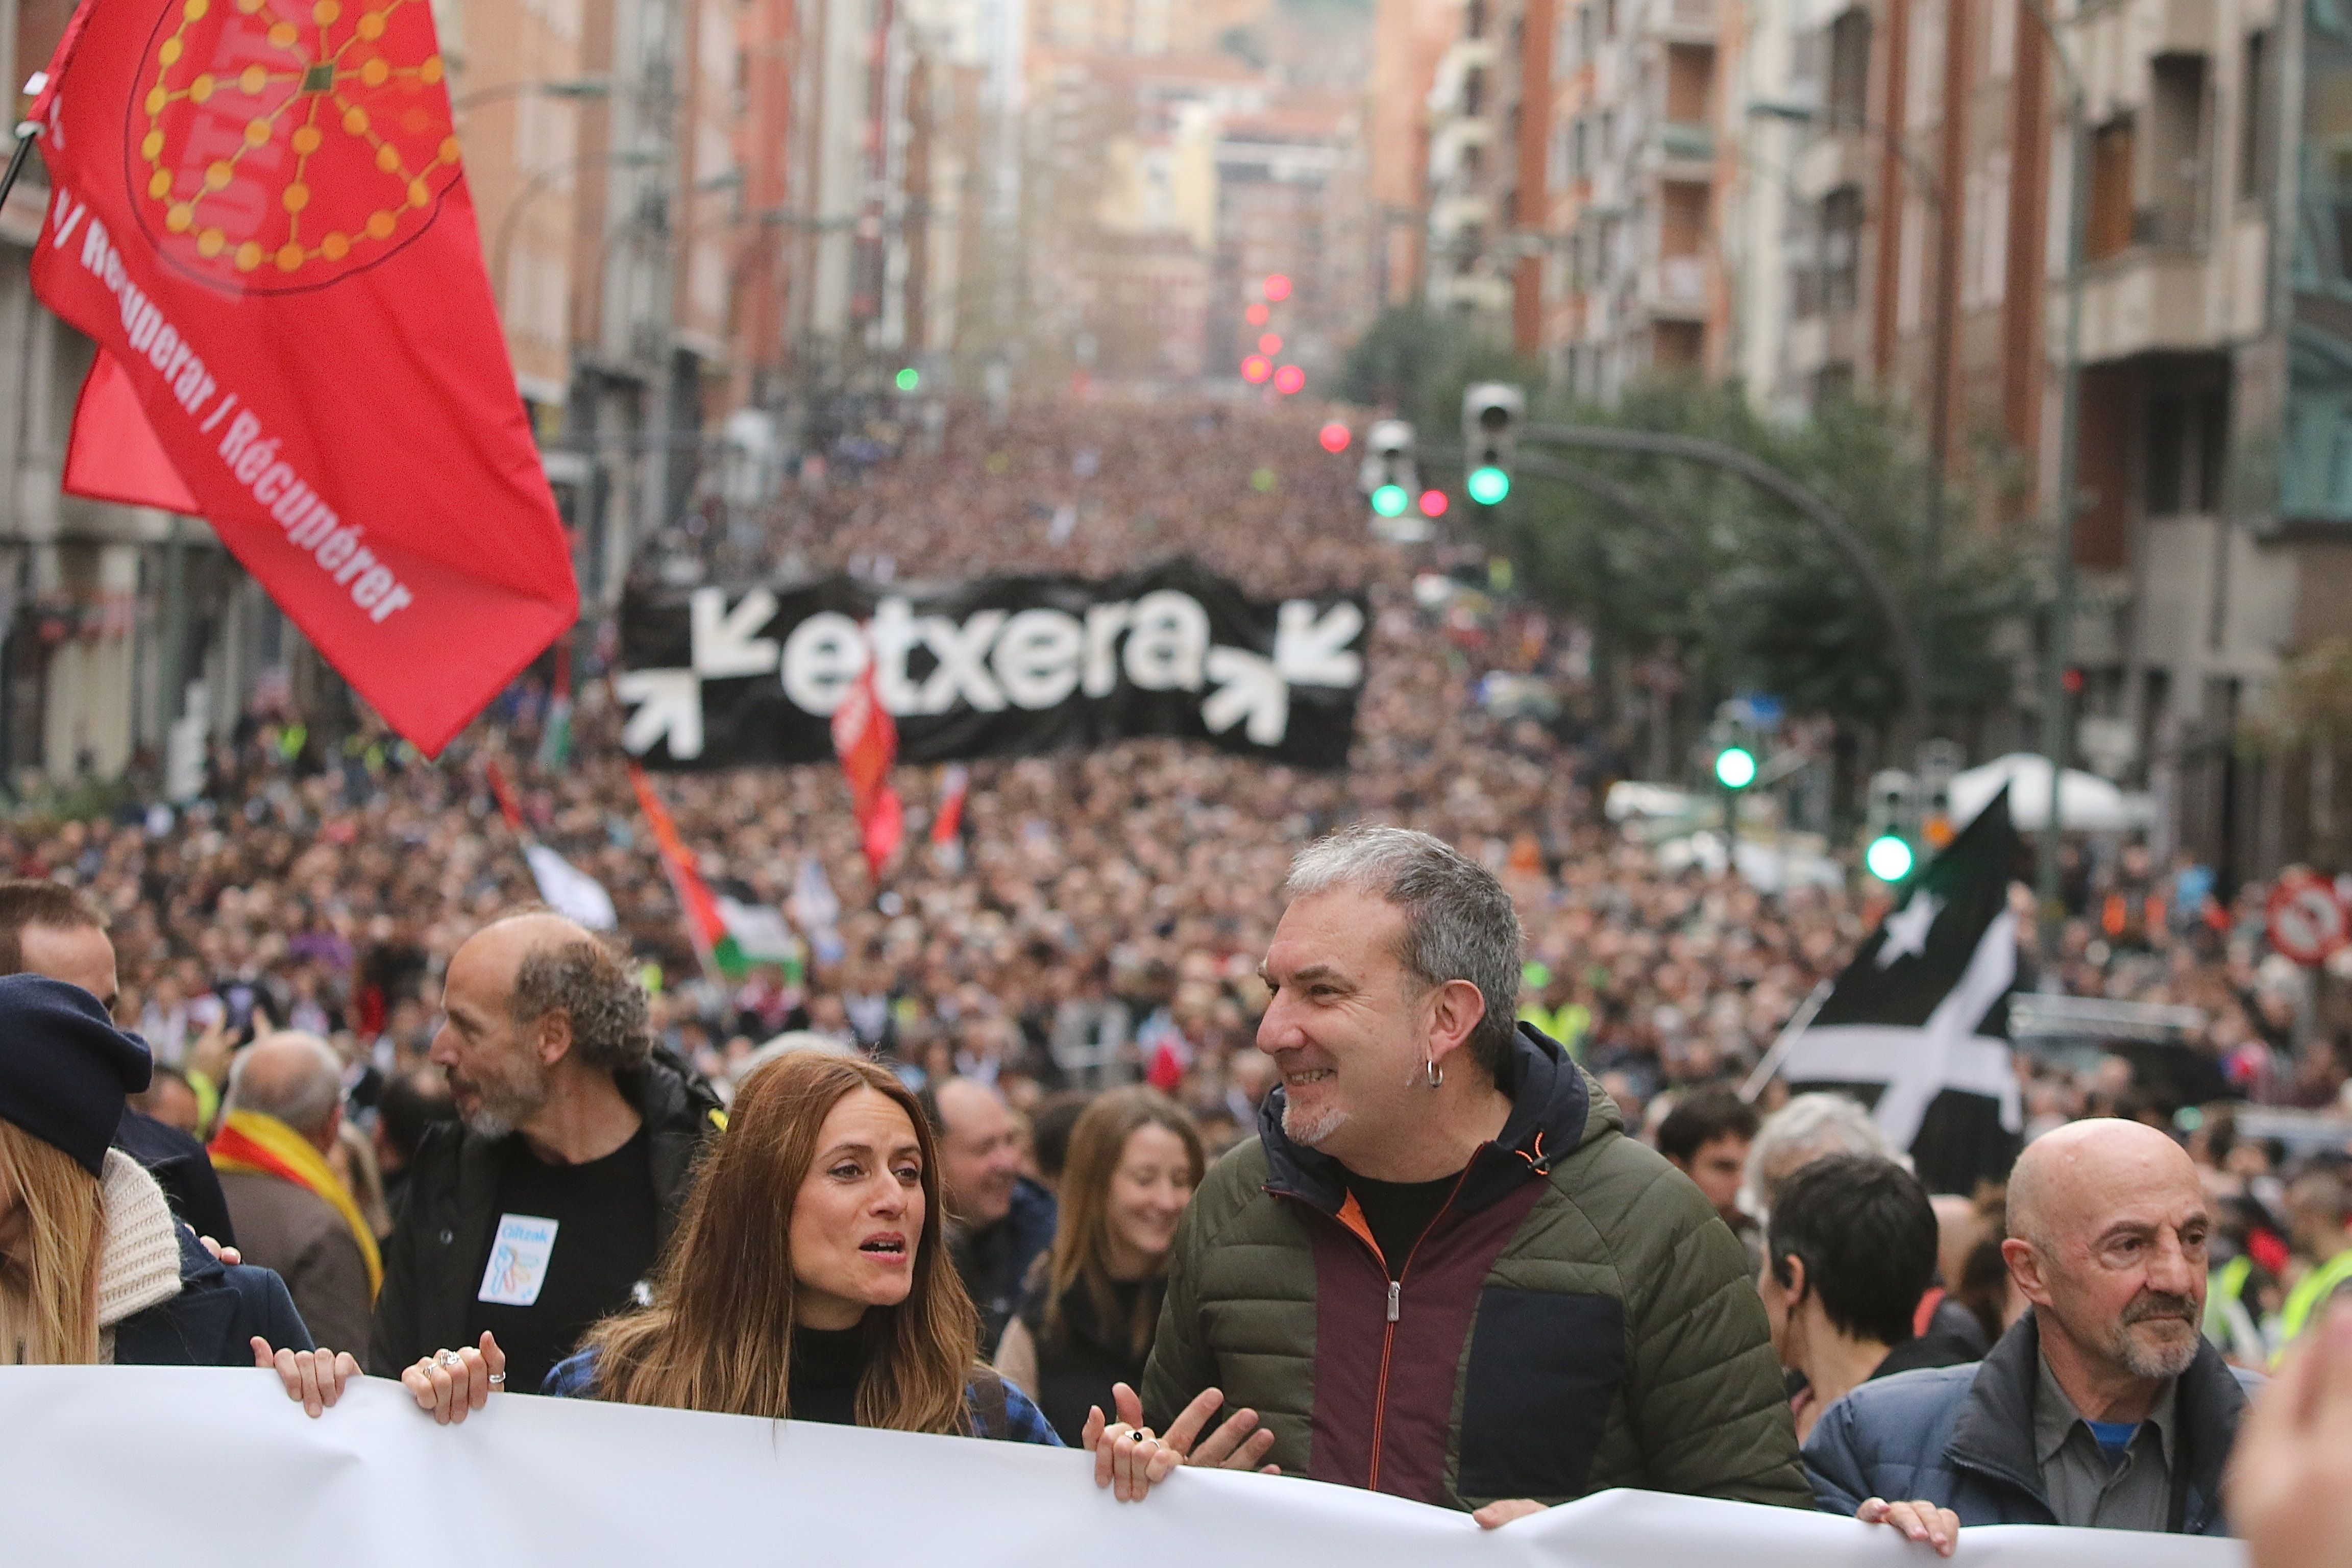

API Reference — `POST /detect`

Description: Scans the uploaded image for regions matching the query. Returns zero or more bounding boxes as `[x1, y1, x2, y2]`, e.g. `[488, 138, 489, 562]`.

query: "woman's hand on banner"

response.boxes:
[255, 1338, 361, 1418]
[1083, 1383, 1279, 1502]
[401, 1331, 508, 1424]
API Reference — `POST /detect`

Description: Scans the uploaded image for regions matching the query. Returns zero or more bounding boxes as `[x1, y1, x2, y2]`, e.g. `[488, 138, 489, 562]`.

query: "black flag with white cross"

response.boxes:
[1781, 786, 2026, 1194]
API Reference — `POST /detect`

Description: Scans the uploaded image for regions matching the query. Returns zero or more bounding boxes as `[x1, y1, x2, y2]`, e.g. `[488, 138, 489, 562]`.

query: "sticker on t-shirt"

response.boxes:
[478, 1214, 559, 1307]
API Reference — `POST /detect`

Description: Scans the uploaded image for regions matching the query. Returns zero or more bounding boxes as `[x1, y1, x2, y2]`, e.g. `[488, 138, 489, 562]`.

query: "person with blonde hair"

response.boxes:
[995, 1087, 1204, 1442]
[0, 971, 359, 1416]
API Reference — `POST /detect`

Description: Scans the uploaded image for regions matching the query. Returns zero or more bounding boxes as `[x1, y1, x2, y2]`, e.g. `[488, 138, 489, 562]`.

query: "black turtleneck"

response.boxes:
[789, 1324, 870, 1425]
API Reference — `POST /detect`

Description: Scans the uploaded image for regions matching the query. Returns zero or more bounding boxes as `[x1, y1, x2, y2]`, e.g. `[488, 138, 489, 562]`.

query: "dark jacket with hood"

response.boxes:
[1140, 1022, 1810, 1512]
[368, 1050, 723, 1376]
[1803, 1312, 2260, 1533]
[114, 1222, 314, 1366]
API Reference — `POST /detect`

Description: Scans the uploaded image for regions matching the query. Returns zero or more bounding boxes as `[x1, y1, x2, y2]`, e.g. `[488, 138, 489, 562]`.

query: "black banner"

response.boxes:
[616, 559, 1367, 770]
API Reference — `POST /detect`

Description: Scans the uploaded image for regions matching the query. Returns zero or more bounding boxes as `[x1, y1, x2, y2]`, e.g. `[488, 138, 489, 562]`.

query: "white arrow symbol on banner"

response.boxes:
[691, 587, 780, 679]
[1203, 646, 1288, 746]
[1275, 600, 1363, 687]
[616, 669, 704, 760]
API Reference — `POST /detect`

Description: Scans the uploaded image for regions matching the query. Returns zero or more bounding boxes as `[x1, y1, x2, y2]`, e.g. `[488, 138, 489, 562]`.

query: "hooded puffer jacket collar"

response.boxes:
[1256, 1021, 1609, 1216]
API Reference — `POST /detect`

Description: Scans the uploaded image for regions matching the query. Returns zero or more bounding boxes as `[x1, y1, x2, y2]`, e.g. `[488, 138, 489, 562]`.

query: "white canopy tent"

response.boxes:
[1949, 752, 2154, 833]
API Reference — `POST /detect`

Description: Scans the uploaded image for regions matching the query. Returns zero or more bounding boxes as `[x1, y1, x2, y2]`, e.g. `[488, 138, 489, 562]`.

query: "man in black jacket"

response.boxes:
[369, 913, 722, 1391]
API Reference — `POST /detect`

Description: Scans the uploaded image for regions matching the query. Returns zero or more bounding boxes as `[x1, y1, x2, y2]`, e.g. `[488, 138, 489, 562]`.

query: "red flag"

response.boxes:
[930, 763, 968, 846]
[65, 351, 196, 512]
[482, 757, 523, 830]
[28, 0, 578, 754]
[627, 763, 726, 974]
[829, 659, 902, 877]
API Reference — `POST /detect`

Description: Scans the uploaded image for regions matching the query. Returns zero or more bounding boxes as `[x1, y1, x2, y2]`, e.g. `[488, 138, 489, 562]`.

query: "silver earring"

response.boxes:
[1425, 1057, 1444, 1089]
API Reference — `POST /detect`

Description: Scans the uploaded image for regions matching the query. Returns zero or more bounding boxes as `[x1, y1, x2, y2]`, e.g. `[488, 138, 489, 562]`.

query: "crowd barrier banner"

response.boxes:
[0, 1367, 2245, 1568]
[616, 559, 1367, 770]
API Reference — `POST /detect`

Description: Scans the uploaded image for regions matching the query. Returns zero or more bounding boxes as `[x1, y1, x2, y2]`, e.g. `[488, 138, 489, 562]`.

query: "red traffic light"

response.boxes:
[1263, 274, 1292, 302]
[1245, 303, 1269, 326]
[1272, 364, 1306, 395]
[1258, 332, 1283, 356]
[1318, 421, 1351, 453]
[1418, 488, 1450, 517]
[1240, 354, 1272, 384]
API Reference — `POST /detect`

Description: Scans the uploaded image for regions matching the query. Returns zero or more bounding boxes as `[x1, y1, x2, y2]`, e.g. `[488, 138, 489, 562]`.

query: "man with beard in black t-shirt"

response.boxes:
[369, 912, 722, 1392]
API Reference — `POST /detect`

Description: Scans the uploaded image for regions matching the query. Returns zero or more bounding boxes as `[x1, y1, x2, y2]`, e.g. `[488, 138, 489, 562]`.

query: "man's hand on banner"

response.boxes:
[1856, 1497, 1961, 1557]
[253, 1337, 361, 1418]
[1471, 1499, 1548, 1530]
[1083, 1383, 1279, 1501]
[401, 1332, 509, 1425]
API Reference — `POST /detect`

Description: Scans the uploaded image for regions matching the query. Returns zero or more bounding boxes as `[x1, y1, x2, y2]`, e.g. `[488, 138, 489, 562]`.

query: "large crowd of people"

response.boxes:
[2, 399, 2350, 1560]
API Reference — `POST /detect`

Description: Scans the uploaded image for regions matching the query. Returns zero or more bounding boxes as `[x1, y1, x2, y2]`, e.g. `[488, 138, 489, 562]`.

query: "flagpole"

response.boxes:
[1740, 978, 1834, 1103]
[0, 121, 38, 213]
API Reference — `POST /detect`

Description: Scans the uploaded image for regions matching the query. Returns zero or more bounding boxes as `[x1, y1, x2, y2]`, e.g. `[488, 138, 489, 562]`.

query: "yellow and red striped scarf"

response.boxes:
[209, 1110, 383, 1300]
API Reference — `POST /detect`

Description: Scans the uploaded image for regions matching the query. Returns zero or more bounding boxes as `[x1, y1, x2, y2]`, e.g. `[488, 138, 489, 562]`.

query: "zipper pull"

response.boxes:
[1386, 1280, 1401, 1322]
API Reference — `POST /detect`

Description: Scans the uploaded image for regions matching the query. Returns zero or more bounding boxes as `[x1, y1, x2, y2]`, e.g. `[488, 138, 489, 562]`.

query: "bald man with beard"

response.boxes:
[1803, 1119, 2263, 1554]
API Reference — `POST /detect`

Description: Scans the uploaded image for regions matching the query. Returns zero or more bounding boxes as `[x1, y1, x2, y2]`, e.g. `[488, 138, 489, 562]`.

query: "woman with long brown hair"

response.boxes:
[535, 1050, 1058, 1439]
[993, 1087, 1203, 1443]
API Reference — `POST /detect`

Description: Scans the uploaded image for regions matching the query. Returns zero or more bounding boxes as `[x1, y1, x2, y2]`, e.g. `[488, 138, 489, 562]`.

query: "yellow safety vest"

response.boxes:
[2274, 1247, 2352, 1365]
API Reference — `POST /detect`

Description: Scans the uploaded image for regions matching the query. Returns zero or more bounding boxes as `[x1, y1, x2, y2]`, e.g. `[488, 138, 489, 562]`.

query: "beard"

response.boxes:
[1280, 1091, 1349, 1149]
[454, 1056, 551, 1140]
[2108, 1290, 2202, 1379]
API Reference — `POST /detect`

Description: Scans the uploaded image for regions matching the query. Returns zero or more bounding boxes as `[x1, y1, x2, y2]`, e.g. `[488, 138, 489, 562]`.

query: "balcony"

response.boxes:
[1639, 254, 1711, 318]
[1647, 0, 1719, 40]
[1649, 119, 1715, 180]
[2075, 244, 2223, 362]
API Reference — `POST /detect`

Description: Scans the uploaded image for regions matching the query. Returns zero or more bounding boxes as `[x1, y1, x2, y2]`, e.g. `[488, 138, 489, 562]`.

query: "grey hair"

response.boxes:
[226, 1031, 345, 1135]
[510, 935, 653, 1074]
[1283, 825, 1523, 1078]
[1742, 1091, 1903, 1217]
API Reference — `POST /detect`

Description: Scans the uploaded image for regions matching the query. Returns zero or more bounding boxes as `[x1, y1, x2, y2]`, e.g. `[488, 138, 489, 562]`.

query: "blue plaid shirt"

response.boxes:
[542, 1348, 1063, 1446]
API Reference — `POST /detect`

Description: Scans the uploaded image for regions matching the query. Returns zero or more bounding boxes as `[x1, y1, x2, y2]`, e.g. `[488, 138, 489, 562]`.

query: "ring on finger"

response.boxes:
[435, 1350, 461, 1368]
[486, 1371, 506, 1386]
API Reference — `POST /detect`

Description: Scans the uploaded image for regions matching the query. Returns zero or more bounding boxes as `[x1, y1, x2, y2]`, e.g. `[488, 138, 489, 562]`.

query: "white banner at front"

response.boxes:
[0, 1368, 2245, 1567]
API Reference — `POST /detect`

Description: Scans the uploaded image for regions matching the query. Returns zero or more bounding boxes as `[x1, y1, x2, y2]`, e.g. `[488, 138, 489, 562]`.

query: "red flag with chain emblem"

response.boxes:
[26, 0, 577, 754]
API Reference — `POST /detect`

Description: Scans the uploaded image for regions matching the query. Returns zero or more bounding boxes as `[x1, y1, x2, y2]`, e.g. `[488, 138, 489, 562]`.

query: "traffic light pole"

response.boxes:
[1515, 424, 1931, 752]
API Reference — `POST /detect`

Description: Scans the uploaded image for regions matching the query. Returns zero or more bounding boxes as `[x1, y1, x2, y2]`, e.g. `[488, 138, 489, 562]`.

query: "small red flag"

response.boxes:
[628, 763, 726, 972]
[829, 659, 902, 877]
[28, 0, 578, 754]
[931, 764, 968, 846]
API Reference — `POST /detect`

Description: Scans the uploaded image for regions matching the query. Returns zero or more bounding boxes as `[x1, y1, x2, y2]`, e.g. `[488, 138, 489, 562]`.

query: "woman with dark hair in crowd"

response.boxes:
[993, 1087, 1203, 1443]
[522, 1050, 1062, 1443]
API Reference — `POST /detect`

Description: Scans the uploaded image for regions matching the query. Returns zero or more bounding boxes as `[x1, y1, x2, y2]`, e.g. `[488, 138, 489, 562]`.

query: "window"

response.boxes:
[1655, 320, 1704, 369]
[1573, 116, 1588, 177]
[1465, 66, 1486, 115]
[2146, 55, 2207, 248]
[1665, 43, 1714, 123]
[1579, 3, 1596, 56]
[1822, 184, 1864, 310]
[1828, 9, 1872, 129]
[1468, 0, 1487, 37]
[2145, 388, 2228, 516]
[2088, 116, 2137, 261]
[2241, 31, 2274, 203]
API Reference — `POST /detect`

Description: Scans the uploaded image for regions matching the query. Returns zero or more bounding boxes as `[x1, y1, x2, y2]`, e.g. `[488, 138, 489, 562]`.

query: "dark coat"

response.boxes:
[1142, 1023, 1810, 1513]
[1802, 1312, 2261, 1534]
[367, 1051, 723, 1376]
[114, 1222, 313, 1366]
[953, 1175, 1058, 1356]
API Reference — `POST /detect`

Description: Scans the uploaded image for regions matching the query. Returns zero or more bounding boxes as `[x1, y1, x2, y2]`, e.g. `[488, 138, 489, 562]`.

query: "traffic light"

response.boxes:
[1361, 420, 1429, 539]
[1272, 364, 1306, 395]
[1462, 383, 1524, 507]
[1713, 744, 1757, 790]
[894, 366, 920, 392]
[1318, 421, 1352, 454]
[1864, 769, 1919, 884]
[1707, 700, 1761, 791]
[1916, 739, 1962, 849]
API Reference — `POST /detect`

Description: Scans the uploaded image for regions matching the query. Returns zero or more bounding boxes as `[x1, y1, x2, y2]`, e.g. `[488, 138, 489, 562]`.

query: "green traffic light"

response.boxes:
[1713, 746, 1757, 790]
[1865, 834, 1916, 883]
[894, 367, 921, 391]
[1466, 465, 1511, 505]
[1370, 483, 1410, 517]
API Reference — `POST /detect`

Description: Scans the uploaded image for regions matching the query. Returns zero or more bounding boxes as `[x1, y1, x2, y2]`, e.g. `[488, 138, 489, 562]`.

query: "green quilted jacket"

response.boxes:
[1142, 1024, 1810, 1512]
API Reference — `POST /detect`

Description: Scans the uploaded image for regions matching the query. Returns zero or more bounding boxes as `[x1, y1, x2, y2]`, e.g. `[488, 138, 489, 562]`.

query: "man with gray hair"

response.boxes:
[214, 1031, 376, 1353]
[1110, 825, 1808, 1520]
[369, 912, 723, 1390]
